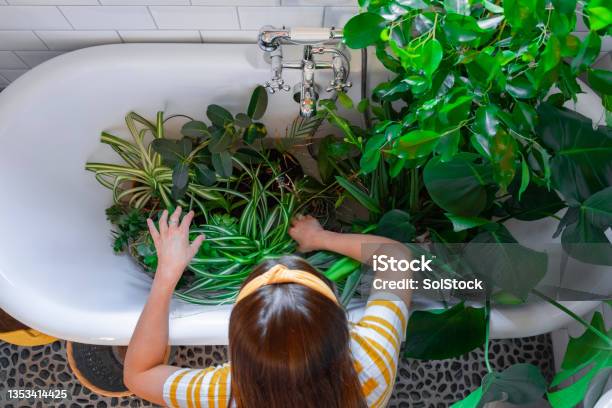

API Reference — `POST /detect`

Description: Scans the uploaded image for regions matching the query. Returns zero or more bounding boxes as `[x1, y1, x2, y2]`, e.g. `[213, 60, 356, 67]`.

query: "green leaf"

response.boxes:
[393, 130, 440, 159]
[234, 113, 252, 128]
[511, 101, 537, 133]
[171, 162, 189, 200]
[247, 85, 268, 120]
[445, 0, 470, 15]
[588, 69, 612, 95]
[479, 364, 547, 407]
[506, 75, 536, 98]
[446, 213, 491, 232]
[504, 183, 565, 221]
[450, 387, 483, 408]
[151, 137, 192, 167]
[337, 91, 354, 109]
[465, 224, 547, 299]
[194, 163, 216, 187]
[581, 186, 612, 229]
[490, 128, 519, 189]
[586, 0, 612, 31]
[536, 103, 612, 205]
[443, 13, 485, 44]
[561, 205, 612, 266]
[361, 133, 385, 174]
[467, 53, 501, 87]
[375, 209, 416, 242]
[435, 130, 460, 162]
[571, 31, 601, 74]
[335, 176, 381, 214]
[207, 104, 233, 128]
[421, 39, 443, 78]
[404, 303, 486, 360]
[243, 122, 267, 144]
[541, 35, 562, 72]
[423, 153, 494, 216]
[439, 95, 472, 127]
[344, 12, 387, 49]
[549, 312, 612, 408]
[471, 104, 500, 158]
[211, 151, 233, 178]
[552, 0, 577, 14]
[504, 0, 541, 32]
[181, 120, 211, 139]
[208, 127, 232, 153]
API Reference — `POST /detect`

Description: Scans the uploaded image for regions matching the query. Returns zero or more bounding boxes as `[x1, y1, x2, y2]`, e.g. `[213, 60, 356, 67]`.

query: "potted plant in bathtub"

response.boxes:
[86, 86, 358, 305]
[315, 0, 612, 405]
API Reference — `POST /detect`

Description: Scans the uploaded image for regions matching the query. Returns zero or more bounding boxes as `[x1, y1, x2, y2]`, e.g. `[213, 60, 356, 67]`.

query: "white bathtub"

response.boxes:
[0, 43, 604, 345]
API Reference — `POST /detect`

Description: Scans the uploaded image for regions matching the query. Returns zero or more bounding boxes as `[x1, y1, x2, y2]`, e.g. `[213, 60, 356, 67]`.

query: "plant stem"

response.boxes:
[532, 289, 612, 346]
[409, 168, 419, 212]
[484, 299, 493, 373]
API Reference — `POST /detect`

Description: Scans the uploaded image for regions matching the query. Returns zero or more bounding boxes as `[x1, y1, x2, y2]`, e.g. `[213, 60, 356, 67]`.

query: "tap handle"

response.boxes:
[264, 78, 291, 94]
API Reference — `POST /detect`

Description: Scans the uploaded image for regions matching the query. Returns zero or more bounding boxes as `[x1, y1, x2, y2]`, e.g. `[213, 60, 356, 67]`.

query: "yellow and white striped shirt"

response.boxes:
[163, 295, 409, 408]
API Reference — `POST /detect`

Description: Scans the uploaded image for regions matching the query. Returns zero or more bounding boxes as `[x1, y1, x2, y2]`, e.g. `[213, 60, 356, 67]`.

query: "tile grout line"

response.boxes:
[31, 31, 51, 51]
[115, 30, 126, 44]
[236, 6, 242, 30]
[10, 50, 31, 69]
[55, 6, 75, 30]
[146, 6, 160, 30]
[0, 71, 10, 84]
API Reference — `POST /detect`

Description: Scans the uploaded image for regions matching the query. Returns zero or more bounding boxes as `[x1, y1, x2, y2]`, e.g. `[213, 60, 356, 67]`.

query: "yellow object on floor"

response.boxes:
[0, 329, 57, 346]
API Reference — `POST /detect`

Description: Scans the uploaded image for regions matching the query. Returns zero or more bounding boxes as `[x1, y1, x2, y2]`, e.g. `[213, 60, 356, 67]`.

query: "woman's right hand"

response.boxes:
[288, 215, 328, 253]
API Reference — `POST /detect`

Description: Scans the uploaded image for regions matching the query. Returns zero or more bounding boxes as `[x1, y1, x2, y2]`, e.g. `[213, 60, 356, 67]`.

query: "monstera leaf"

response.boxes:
[404, 303, 486, 360]
[424, 153, 495, 216]
[464, 224, 547, 299]
[536, 103, 612, 206]
[548, 312, 612, 408]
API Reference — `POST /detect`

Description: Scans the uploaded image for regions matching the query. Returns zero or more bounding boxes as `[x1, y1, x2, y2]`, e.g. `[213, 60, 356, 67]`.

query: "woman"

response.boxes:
[124, 206, 412, 408]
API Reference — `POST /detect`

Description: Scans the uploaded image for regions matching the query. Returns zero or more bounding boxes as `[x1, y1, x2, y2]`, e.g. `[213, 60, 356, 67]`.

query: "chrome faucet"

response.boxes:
[258, 26, 352, 118]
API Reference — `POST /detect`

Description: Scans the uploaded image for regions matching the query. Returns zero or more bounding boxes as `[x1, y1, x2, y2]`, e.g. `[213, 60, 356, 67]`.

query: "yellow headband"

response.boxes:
[235, 264, 339, 305]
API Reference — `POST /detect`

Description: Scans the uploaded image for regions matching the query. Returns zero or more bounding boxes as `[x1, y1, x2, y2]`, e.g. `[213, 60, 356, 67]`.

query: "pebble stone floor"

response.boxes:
[0, 335, 555, 407]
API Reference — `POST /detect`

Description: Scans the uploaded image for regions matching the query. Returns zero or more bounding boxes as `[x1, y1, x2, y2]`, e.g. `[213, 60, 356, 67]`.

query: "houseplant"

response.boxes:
[319, 0, 612, 405]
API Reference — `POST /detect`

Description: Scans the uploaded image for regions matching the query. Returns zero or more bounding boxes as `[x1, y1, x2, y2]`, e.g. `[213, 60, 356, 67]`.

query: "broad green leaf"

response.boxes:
[394, 130, 440, 159]
[421, 39, 443, 78]
[492, 290, 525, 305]
[247, 85, 268, 120]
[586, 0, 612, 31]
[541, 35, 562, 72]
[511, 101, 537, 133]
[444, 0, 470, 15]
[465, 224, 547, 299]
[234, 113, 251, 128]
[335, 176, 381, 214]
[317, 135, 335, 182]
[561, 205, 612, 265]
[550, 10, 577, 37]
[439, 95, 472, 127]
[451, 387, 483, 408]
[571, 31, 601, 74]
[446, 213, 491, 232]
[472, 104, 501, 157]
[582, 186, 612, 229]
[536, 103, 612, 205]
[443, 13, 485, 43]
[435, 130, 460, 162]
[549, 312, 612, 408]
[504, 183, 565, 221]
[337, 92, 354, 109]
[171, 162, 189, 200]
[360, 133, 385, 174]
[212, 151, 233, 178]
[560, 34, 581, 57]
[375, 209, 416, 242]
[207, 104, 233, 128]
[357, 98, 369, 113]
[490, 128, 518, 189]
[506, 75, 536, 98]
[423, 153, 494, 216]
[208, 127, 233, 153]
[483, 0, 503, 13]
[588, 69, 612, 95]
[479, 364, 547, 407]
[467, 53, 501, 86]
[518, 157, 530, 201]
[243, 122, 267, 144]
[151, 137, 193, 167]
[194, 163, 216, 187]
[181, 120, 211, 139]
[552, 0, 577, 14]
[504, 0, 542, 32]
[344, 12, 386, 49]
[404, 303, 486, 360]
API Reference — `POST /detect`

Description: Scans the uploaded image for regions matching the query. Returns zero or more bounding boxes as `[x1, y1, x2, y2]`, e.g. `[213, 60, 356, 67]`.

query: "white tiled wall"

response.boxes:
[0, 1, 609, 86]
[0, 0, 358, 85]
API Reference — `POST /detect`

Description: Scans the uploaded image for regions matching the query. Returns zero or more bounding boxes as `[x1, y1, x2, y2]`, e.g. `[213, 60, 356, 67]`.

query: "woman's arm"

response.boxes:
[123, 207, 205, 406]
[289, 215, 413, 308]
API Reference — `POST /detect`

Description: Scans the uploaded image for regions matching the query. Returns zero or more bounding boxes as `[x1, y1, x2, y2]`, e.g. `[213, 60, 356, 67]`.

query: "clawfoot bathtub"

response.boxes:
[0, 43, 603, 345]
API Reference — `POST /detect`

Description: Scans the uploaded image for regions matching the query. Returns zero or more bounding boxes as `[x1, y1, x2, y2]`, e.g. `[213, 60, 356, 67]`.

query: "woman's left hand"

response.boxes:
[147, 206, 205, 288]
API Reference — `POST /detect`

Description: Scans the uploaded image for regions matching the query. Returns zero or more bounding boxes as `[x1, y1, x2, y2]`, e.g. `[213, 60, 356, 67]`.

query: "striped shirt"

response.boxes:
[163, 294, 409, 408]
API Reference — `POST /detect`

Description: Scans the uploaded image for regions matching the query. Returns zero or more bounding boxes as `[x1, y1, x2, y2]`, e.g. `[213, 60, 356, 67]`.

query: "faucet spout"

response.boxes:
[299, 46, 318, 118]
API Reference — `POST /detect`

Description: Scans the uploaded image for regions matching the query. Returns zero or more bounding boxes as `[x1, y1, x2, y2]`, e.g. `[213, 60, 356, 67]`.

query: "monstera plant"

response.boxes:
[310, 0, 612, 405]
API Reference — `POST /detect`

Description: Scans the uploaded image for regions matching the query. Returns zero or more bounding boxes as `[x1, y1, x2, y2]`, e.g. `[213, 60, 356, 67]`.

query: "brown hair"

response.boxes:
[228, 255, 366, 408]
